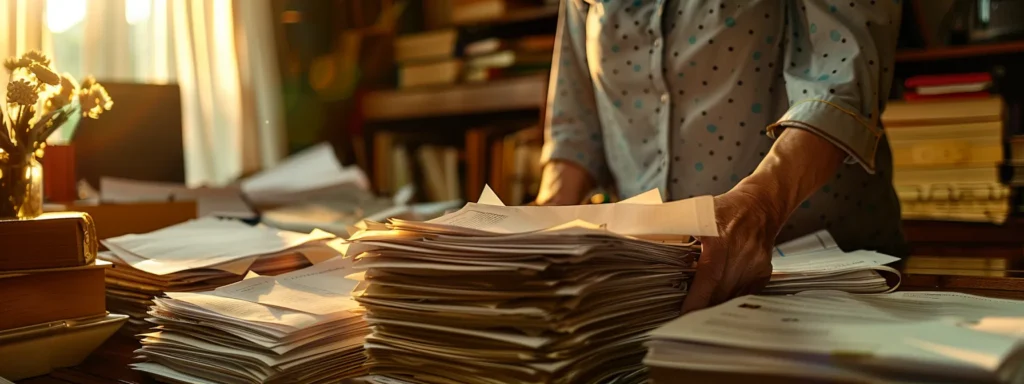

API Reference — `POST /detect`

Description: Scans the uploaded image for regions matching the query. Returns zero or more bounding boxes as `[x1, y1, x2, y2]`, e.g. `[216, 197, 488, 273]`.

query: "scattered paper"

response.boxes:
[212, 257, 360, 315]
[102, 217, 336, 276]
[240, 142, 370, 205]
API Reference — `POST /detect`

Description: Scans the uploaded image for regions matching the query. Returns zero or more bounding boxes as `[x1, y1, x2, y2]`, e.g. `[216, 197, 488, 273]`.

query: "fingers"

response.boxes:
[736, 270, 773, 297]
[681, 238, 724, 314]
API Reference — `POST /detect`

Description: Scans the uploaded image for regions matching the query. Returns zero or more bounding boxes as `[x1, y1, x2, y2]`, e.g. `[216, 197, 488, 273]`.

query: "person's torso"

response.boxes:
[581, 0, 906, 254]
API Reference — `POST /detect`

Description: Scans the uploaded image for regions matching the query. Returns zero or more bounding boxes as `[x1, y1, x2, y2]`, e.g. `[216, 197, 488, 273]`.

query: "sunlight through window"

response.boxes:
[46, 0, 86, 33]
[125, 0, 153, 25]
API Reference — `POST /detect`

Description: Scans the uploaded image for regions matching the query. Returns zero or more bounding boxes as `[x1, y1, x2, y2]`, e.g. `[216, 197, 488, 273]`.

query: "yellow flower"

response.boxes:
[7, 79, 38, 106]
[79, 83, 113, 119]
[30, 63, 60, 86]
[80, 75, 96, 90]
[46, 73, 78, 110]
[21, 51, 51, 67]
[3, 57, 30, 72]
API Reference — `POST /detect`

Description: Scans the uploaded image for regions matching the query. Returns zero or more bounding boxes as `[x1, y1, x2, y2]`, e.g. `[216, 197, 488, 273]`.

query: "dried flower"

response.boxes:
[79, 75, 96, 90]
[21, 51, 50, 67]
[29, 63, 59, 86]
[79, 83, 113, 119]
[3, 58, 30, 72]
[46, 73, 78, 110]
[7, 80, 38, 106]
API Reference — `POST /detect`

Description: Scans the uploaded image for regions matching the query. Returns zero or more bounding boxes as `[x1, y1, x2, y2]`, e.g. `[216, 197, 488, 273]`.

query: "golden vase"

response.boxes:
[0, 153, 43, 219]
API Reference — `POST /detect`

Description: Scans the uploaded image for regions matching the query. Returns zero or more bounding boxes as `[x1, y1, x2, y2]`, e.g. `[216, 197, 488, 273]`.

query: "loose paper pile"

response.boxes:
[100, 218, 341, 332]
[344, 190, 719, 383]
[133, 257, 369, 383]
[766, 230, 902, 294]
[645, 291, 1024, 383]
[98, 142, 370, 218]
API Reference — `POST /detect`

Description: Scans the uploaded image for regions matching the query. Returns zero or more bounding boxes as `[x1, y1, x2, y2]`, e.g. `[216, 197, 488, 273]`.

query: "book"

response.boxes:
[55, 201, 197, 241]
[883, 96, 1003, 127]
[393, 29, 458, 63]
[398, 59, 462, 89]
[0, 262, 108, 331]
[0, 212, 97, 271]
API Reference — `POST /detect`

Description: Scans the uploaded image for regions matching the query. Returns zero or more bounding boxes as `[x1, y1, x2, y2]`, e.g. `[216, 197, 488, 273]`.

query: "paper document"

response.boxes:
[135, 258, 370, 383]
[212, 257, 360, 315]
[240, 142, 370, 205]
[430, 194, 718, 238]
[100, 177, 255, 219]
[763, 230, 901, 294]
[345, 191, 703, 383]
[102, 217, 336, 276]
[647, 291, 1024, 383]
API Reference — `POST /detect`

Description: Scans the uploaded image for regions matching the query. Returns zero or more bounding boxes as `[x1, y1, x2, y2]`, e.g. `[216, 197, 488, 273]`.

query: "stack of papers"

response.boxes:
[766, 230, 901, 294]
[99, 218, 341, 332]
[241, 142, 370, 206]
[342, 189, 719, 383]
[645, 291, 1024, 383]
[133, 257, 369, 383]
[97, 142, 370, 218]
[260, 184, 463, 236]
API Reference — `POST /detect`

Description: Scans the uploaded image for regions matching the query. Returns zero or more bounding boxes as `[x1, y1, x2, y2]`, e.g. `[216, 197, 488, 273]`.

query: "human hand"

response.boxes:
[681, 185, 782, 314]
[533, 161, 594, 206]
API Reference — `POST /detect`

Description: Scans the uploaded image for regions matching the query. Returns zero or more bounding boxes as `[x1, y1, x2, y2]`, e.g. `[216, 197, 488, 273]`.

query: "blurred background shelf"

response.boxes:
[362, 74, 547, 121]
[896, 40, 1024, 62]
[452, 5, 559, 27]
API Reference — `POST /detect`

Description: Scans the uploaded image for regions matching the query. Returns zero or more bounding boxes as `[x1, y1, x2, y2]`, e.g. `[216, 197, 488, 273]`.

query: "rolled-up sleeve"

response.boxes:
[540, 0, 608, 184]
[766, 0, 901, 173]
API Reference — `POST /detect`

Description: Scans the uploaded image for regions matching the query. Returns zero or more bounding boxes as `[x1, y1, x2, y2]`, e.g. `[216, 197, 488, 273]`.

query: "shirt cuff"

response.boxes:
[766, 98, 884, 174]
[540, 136, 610, 186]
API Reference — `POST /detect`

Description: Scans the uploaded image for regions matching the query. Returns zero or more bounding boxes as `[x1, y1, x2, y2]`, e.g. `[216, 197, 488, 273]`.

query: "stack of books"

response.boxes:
[884, 94, 1009, 223]
[0, 213, 127, 380]
[645, 291, 1024, 383]
[99, 217, 342, 333]
[344, 189, 718, 383]
[133, 257, 369, 383]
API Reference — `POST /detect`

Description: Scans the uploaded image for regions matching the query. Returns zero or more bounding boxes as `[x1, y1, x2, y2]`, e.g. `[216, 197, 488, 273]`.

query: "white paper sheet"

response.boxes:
[240, 142, 370, 205]
[211, 257, 361, 315]
[102, 218, 336, 276]
[650, 292, 1024, 377]
[429, 195, 718, 237]
[771, 249, 900, 274]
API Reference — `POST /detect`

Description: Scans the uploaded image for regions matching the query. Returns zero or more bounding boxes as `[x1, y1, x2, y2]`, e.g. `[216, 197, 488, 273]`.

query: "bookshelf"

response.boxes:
[362, 74, 548, 121]
[895, 40, 1024, 62]
[452, 5, 559, 27]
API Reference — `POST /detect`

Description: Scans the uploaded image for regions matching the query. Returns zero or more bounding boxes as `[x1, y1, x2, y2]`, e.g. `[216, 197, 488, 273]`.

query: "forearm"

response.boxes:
[734, 128, 845, 230]
[535, 160, 594, 205]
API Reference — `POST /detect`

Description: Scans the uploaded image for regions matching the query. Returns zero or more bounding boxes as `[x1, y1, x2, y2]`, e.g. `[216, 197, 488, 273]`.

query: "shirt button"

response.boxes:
[660, 93, 669, 104]
[653, 39, 662, 48]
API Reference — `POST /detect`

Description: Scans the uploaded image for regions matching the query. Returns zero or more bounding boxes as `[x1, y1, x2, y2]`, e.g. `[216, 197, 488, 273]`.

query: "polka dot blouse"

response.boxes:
[542, 0, 908, 254]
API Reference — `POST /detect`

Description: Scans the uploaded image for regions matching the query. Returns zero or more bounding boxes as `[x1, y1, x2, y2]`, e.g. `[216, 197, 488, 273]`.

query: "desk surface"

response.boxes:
[20, 334, 152, 384]
[19, 277, 1024, 383]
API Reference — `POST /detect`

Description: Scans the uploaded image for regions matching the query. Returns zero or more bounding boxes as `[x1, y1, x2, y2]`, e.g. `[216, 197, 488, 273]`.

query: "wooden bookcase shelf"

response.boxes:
[896, 40, 1024, 62]
[362, 74, 548, 121]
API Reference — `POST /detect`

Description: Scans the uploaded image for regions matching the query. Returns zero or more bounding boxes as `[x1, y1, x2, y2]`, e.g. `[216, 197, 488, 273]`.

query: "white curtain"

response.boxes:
[1, 0, 286, 187]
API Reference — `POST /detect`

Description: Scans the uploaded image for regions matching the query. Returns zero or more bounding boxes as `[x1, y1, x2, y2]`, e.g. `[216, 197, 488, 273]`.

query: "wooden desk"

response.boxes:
[20, 334, 153, 384]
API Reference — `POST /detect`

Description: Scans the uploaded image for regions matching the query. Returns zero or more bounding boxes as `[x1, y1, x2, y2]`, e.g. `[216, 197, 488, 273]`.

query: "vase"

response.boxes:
[0, 154, 43, 219]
